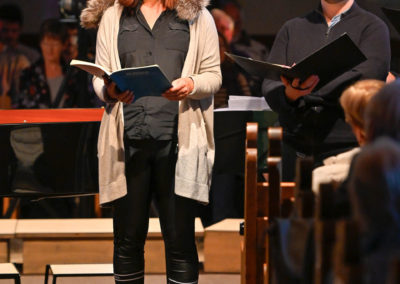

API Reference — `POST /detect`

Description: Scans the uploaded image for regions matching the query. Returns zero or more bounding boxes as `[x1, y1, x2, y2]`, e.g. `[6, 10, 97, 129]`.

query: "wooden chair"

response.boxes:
[333, 220, 363, 284]
[314, 183, 337, 284]
[264, 157, 315, 284]
[241, 122, 295, 284]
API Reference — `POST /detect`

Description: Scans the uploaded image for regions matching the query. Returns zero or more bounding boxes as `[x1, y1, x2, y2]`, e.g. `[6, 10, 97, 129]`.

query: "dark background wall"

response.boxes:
[1, 0, 399, 37]
[242, 0, 400, 40]
[1, 0, 399, 62]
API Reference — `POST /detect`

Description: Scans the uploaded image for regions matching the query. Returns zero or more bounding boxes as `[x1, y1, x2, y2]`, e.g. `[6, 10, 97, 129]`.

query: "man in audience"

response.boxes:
[222, 1, 269, 62]
[312, 79, 385, 192]
[211, 8, 235, 44]
[0, 4, 39, 64]
[262, 0, 391, 181]
[0, 4, 38, 108]
[222, 1, 269, 99]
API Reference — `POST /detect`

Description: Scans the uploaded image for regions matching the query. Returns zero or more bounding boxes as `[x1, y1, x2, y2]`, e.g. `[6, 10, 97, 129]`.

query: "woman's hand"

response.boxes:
[103, 77, 134, 104]
[162, 78, 194, 101]
[281, 75, 319, 102]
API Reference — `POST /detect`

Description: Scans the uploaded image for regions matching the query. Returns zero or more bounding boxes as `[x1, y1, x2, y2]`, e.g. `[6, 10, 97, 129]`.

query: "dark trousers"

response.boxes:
[113, 139, 199, 284]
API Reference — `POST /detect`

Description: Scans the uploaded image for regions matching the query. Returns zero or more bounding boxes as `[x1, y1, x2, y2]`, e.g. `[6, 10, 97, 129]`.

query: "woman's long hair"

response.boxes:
[118, 0, 177, 10]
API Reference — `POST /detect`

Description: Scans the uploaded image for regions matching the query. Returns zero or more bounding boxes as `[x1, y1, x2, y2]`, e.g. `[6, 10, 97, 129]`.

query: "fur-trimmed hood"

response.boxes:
[80, 0, 210, 29]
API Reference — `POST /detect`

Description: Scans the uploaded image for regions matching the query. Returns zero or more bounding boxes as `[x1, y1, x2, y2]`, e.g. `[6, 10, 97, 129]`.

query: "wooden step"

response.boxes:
[204, 219, 243, 273]
[0, 220, 17, 262]
[0, 263, 20, 283]
[15, 218, 204, 274]
[44, 263, 113, 284]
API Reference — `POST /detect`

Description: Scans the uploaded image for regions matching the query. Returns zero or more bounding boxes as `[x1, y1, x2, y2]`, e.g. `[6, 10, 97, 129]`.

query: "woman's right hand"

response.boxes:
[103, 77, 134, 104]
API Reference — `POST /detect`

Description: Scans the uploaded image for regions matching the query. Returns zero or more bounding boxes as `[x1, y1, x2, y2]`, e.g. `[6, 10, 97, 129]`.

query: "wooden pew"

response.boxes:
[314, 183, 337, 284]
[333, 220, 362, 284]
[241, 123, 295, 284]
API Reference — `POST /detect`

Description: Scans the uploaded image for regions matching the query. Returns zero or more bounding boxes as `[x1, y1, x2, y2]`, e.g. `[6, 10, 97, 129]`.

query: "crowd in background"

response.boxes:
[0, 3, 101, 110]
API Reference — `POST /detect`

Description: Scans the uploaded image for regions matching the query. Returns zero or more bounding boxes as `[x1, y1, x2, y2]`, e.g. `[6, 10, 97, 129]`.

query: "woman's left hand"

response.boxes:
[162, 77, 194, 101]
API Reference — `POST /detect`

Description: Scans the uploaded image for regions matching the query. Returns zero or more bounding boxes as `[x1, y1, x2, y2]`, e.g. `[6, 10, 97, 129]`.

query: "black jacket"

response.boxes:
[262, 3, 390, 155]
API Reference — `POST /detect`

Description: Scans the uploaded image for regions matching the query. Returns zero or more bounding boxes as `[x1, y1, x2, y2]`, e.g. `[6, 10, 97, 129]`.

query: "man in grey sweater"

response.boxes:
[262, 0, 390, 181]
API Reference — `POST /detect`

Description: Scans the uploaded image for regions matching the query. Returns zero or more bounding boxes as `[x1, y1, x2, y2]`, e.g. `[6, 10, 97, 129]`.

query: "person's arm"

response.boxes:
[262, 24, 318, 113]
[307, 18, 390, 105]
[184, 10, 222, 100]
[92, 8, 133, 104]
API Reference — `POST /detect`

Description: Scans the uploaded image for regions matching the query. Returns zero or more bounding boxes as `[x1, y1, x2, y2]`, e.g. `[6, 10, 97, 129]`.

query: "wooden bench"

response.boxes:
[15, 217, 204, 274]
[242, 123, 295, 284]
[204, 218, 243, 273]
[44, 263, 113, 284]
[0, 220, 17, 262]
[314, 183, 337, 284]
[0, 263, 20, 284]
[15, 218, 113, 274]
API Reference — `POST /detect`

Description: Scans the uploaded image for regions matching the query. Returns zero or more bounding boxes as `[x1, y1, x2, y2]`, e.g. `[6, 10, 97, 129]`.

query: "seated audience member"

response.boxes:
[211, 8, 234, 44]
[364, 80, 400, 143]
[222, 1, 268, 98]
[62, 23, 79, 63]
[0, 45, 29, 108]
[348, 138, 400, 284]
[312, 79, 385, 192]
[0, 4, 39, 63]
[15, 19, 80, 109]
[0, 5, 31, 108]
[214, 32, 251, 108]
[222, 1, 269, 61]
[336, 79, 400, 218]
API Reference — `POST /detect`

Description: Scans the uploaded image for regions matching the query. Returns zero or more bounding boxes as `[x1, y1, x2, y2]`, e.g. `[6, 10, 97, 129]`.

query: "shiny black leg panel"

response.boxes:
[113, 140, 198, 284]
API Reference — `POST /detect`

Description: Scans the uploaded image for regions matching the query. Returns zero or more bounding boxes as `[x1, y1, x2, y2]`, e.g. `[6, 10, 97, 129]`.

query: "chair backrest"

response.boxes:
[314, 182, 337, 284]
[293, 158, 314, 218]
[333, 220, 363, 284]
[242, 122, 295, 284]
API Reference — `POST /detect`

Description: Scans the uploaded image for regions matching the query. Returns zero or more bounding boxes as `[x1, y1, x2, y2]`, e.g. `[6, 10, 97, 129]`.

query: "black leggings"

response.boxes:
[113, 139, 199, 284]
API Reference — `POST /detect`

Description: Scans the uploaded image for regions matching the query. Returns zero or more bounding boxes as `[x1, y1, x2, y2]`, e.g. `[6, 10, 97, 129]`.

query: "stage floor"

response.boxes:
[19, 273, 240, 283]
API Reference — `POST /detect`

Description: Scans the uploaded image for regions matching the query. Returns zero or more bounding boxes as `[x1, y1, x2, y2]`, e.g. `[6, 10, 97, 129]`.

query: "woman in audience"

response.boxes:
[364, 80, 400, 143]
[348, 137, 400, 283]
[15, 19, 79, 108]
[312, 79, 385, 192]
[335, 80, 400, 216]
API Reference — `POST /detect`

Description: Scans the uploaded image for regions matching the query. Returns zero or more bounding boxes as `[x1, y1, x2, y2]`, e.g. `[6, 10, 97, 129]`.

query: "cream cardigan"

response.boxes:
[93, 2, 221, 205]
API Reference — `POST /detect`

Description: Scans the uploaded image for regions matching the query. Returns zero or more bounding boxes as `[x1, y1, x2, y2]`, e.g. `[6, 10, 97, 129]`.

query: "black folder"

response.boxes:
[225, 33, 367, 88]
[382, 7, 400, 35]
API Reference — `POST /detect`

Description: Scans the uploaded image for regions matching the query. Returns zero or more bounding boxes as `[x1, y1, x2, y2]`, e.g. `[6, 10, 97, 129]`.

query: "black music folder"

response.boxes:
[225, 33, 367, 87]
[382, 7, 400, 35]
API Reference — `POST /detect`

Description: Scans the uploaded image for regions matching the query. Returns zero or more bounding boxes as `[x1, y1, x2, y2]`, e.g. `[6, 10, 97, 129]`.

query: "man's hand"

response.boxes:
[281, 75, 319, 102]
[162, 77, 194, 101]
[103, 77, 134, 104]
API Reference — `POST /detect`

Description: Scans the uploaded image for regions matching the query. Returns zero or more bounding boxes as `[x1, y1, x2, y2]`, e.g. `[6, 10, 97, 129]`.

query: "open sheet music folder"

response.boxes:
[70, 59, 172, 101]
[226, 33, 367, 88]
